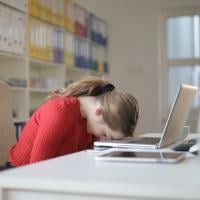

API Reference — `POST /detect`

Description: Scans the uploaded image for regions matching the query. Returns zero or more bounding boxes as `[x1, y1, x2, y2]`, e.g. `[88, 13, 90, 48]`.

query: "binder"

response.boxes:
[46, 24, 53, 62]
[45, 0, 52, 23]
[74, 4, 88, 37]
[90, 15, 108, 46]
[98, 46, 108, 73]
[11, 11, 17, 54]
[15, 12, 26, 55]
[90, 15, 98, 43]
[29, 0, 35, 16]
[57, 0, 65, 27]
[32, 18, 43, 59]
[57, 29, 64, 63]
[65, 0, 75, 33]
[65, 33, 75, 66]
[36, 19, 42, 59]
[53, 27, 64, 63]
[39, 0, 47, 21]
[91, 44, 98, 71]
[74, 38, 80, 67]
[80, 7, 88, 37]
[29, 17, 36, 58]
[51, 0, 57, 25]
[100, 20, 108, 46]
[2, 6, 10, 53]
[30, 0, 40, 17]
[0, 6, 26, 55]
[79, 40, 84, 68]
[84, 41, 90, 68]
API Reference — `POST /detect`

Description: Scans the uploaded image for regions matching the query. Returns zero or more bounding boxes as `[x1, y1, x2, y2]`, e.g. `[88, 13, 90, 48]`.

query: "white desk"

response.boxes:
[0, 149, 199, 200]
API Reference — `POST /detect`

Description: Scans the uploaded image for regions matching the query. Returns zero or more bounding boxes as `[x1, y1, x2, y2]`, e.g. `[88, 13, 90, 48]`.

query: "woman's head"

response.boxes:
[97, 90, 139, 137]
[47, 76, 139, 138]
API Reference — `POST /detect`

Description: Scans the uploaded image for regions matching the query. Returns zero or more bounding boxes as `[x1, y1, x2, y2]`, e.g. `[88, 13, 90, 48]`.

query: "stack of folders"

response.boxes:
[74, 4, 88, 37]
[91, 44, 108, 72]
[90, 14, 108, 46]
[0, 3, 26, 55]
[29, 0, 89, 32]
[74, 38, 90, 69]
[53, 28, 65, 64]
[29, 0, 65, 28]
[29, 17, 65, 63]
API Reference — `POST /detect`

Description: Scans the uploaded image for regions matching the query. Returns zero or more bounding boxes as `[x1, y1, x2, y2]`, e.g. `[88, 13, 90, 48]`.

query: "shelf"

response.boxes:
[0, 51, 26, 60]
[11, 87, 27, 92]
[167, 58, 200, 66]
[66, 65, 104, 75]
[30, 88, 52, 93]
[13, 118, 27, 123]
[30, 15, 63, 29]
[74, 34, 89, 42]
[66, 30, 89, 41]
[29, 58, 65, 68]
[91, 40, 107, 47]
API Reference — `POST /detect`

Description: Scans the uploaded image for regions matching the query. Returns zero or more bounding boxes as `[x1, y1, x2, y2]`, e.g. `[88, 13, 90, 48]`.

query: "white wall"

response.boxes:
[75, 0, 200, 135]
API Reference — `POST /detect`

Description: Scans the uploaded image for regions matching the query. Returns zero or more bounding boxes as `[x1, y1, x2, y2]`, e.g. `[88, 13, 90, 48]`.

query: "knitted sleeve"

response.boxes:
[29, 103, 72, 163]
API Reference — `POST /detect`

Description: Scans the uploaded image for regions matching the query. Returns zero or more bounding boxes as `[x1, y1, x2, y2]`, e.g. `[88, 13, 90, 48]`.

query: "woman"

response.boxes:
[9, 76, 139, 166]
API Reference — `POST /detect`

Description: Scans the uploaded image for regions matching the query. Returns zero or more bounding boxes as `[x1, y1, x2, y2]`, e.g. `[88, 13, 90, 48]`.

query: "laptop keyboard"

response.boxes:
[130, 137, 161, 144]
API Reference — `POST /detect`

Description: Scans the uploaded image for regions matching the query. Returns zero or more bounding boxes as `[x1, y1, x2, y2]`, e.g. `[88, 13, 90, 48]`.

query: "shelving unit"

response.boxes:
[0, 0, 109, 126]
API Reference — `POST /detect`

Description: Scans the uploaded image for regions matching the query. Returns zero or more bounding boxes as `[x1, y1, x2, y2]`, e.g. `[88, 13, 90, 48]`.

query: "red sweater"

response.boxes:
[9, 96, 96, 166]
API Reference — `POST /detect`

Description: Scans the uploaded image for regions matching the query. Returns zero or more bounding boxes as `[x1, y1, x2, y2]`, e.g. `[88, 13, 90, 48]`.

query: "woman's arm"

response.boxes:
[30, 105, 72, 163]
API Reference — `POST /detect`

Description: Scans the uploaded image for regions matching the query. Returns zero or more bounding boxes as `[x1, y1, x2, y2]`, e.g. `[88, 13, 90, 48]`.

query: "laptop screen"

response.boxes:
[158, 84, 198, 148]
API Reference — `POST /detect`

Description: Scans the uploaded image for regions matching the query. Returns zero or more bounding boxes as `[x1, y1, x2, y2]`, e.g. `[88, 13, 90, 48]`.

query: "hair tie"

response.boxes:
[101, 83, 115, 94]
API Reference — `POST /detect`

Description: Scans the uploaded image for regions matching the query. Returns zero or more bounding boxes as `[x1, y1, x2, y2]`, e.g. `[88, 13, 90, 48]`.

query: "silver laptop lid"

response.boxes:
[158, 84, 198, 148]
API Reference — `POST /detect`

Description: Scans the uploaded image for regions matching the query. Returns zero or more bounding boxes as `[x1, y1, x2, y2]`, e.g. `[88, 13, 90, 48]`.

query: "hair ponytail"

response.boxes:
[46, 76, 114, 100]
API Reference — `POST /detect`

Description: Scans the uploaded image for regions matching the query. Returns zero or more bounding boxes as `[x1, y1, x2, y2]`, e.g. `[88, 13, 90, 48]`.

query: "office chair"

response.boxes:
[0, 81, 17, 166]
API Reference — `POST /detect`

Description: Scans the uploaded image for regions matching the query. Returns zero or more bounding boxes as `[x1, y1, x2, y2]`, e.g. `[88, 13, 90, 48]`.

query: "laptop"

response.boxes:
[94, 84, 198, 149]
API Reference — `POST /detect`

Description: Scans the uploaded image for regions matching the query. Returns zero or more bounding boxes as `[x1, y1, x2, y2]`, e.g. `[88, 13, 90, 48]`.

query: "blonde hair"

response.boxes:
[99, 91, 139, 137]
[47, 76, 139, 137]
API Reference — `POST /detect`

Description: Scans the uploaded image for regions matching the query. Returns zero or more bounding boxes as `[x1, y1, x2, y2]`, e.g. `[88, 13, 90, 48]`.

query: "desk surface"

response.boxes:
[0, 149, 200, 200]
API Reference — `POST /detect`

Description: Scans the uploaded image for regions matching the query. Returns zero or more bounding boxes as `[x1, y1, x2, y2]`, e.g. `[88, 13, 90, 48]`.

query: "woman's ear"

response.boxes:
[95, 108, 102, 116]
